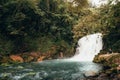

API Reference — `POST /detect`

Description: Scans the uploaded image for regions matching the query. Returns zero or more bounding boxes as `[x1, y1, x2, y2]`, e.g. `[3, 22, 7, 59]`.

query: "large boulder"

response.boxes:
[94, 53, 120, 67]
[84, 71, 98, 77]
[10, 55, 24, 62]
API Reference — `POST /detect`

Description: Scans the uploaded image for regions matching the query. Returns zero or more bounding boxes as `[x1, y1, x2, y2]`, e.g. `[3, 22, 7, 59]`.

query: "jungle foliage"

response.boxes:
[72, 1, 120, 52]
[0, 0, 120, 56]
[0, 0, 75, 55]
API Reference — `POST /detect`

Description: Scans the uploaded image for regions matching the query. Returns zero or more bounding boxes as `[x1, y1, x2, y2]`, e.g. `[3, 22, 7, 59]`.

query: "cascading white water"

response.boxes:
[70, 33, 103, 61]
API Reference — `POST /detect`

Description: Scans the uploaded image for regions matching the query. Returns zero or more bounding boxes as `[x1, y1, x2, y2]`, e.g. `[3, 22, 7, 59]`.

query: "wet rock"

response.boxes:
[37, 56, 45, 62]
[0, 56, 12, 63]
[94, 53, 120, 63]
[96, 73, 109, 80]
[99, 73, 108, 77]
[94, 53, 120, 69]
[10, 55, 23, 62]
[116, 65, 120, 71]
[84, 71, 98, 77]
[30, 52, 40, 58]
[25, 56, 34, 62]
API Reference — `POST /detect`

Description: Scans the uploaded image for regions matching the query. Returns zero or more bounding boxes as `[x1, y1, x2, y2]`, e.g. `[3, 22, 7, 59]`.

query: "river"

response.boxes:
[0, 60, 102, 80]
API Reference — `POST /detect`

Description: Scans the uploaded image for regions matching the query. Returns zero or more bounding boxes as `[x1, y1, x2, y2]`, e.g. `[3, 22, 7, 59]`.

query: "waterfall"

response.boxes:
[70, 33, 103, 61]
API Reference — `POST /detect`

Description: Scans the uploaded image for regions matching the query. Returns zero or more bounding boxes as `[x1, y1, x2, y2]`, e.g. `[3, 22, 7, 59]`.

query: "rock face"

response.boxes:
[37, 56, 45, 62]
[94, 53, 120, 67]
[24, 56, 34, 62]
[94, 53, 119, 62]
[10, 55, 23, 62]
[0, 51, 57, 63]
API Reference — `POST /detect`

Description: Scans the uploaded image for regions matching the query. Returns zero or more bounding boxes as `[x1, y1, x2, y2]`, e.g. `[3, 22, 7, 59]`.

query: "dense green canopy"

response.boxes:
[0, 0, 120, 56]
[0, 0, 77, 54]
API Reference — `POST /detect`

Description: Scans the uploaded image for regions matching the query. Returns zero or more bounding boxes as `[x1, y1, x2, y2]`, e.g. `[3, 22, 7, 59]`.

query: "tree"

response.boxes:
[0, 0, 76, 55]
[102, 2, 120, 52]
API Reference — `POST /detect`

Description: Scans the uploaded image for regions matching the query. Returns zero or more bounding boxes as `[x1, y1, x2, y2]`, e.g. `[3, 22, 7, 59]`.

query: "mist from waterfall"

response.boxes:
[70, 33, 103, 61]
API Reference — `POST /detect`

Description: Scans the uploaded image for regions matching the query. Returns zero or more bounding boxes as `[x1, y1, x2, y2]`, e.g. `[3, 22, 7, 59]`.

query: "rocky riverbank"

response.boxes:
[84, 72, 120, 80]
[84, 53, 120, 80]
[0, 51, 66, 64]
[94, 53, 120, 69]
[1, 51, 120, 80]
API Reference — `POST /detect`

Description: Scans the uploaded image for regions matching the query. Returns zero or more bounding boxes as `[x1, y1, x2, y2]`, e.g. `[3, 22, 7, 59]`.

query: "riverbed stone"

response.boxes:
[84, 71, 98, 77]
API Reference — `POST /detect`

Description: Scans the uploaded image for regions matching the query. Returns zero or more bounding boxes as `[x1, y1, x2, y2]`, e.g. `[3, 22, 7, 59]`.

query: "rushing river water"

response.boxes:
[0, 60, 102, 80]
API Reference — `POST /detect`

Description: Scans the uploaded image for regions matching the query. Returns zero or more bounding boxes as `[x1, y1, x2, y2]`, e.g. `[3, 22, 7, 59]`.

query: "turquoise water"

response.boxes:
[0, 60, 102, 80]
